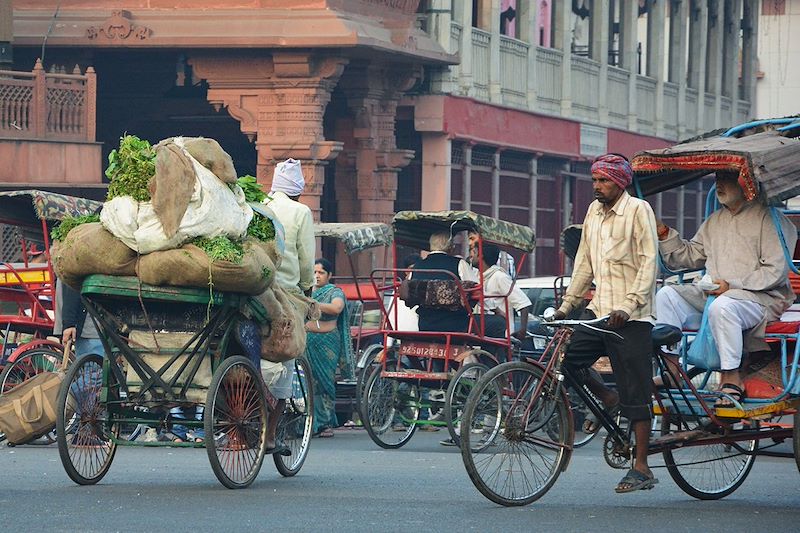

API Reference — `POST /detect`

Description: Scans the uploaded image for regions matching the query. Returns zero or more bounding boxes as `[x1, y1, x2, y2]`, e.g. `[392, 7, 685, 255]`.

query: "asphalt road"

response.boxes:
[1, 428, 797, 532]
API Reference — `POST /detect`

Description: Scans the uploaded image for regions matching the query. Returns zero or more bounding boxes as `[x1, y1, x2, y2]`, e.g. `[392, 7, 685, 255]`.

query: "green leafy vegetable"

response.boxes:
[247, 213, 276, 242]
[237, 175, 266, 203]
[51, 214, 100, 241]
[106, 135, 157, 202]
[191, 236, 244, 264]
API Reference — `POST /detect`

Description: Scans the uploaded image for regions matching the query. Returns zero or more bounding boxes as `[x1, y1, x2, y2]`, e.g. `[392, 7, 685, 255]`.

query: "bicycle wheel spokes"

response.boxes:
[662, 417, 757, 499]
[56, 354, 117, 485]
[275, 356, 314, 477]
[205, 357, 268, 489]
[363, 366, 419, 449]
[461, 362, 571, 506]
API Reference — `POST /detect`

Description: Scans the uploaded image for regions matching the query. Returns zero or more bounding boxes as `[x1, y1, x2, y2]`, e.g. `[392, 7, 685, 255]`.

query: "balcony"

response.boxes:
[0, 59, 102, 187]
[436, 23, 750, 141]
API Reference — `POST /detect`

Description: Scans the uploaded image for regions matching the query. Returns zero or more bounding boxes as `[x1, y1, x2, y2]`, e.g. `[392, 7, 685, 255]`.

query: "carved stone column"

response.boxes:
[189, 52, 348, 220]
[339, 63, 420, 223]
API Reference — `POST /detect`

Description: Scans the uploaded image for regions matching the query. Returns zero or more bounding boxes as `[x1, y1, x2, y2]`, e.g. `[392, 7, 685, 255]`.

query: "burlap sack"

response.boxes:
[182, 137, 237, 183]
[51, 222, 138, 290]
[150, 143, 196, 239]
[137, 238, 275, 295]
[257, 286, 320, 363]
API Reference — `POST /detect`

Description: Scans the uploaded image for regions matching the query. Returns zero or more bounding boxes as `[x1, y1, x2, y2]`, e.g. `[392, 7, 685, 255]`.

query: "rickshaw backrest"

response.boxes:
[399, 279, 473, 311]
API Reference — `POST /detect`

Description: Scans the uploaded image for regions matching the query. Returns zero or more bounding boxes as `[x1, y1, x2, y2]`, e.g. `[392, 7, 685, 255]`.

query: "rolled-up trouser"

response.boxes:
[564, 310, 654, 422]
[261, 359, 294, 400]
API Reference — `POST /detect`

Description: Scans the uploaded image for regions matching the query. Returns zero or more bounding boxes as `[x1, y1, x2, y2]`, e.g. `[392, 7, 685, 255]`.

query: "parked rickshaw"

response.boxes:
[0, 190, 96, 442]
[312, 222, 393, 422]
[362, 210, 536, 448]
[459, 121, 800, 506]
[55, 272, 313, 488]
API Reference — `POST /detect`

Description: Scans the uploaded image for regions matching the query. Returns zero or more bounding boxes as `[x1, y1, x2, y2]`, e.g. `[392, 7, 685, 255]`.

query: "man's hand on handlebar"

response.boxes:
[552, 310, 567, 321]
[607, 310, 630, 329]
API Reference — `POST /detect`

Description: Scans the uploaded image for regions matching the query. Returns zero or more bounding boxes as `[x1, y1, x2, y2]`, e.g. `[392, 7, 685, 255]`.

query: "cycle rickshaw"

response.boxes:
[361, 210, 536, 448]
[0, 190, 94, 443]
[459, 122, 800, 506]
[312, 222, 393, 421]
[53, 213, 314, 488]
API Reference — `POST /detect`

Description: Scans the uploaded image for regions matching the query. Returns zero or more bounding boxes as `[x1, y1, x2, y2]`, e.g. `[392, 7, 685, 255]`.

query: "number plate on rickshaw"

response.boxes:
[398, 342, 468, 359]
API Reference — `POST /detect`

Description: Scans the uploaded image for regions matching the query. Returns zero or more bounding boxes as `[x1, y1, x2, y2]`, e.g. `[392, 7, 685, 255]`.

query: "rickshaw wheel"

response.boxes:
[661, 415, 757, 499]
[205, 356, 268, 489]
[56, 354, 117, 485]
[792, 409, 799, 474]
[444, 361, 491, 446]
[355, 343, 384, 412]
[0, 346, 66, 444]
[460, 361, 572, 506]
[274, 356, 314, 477]
[362, 365, 420, 449]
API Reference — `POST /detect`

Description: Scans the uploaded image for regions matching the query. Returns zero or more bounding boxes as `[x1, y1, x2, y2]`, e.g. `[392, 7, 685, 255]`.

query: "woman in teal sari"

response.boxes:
[306, 258, 355, 437]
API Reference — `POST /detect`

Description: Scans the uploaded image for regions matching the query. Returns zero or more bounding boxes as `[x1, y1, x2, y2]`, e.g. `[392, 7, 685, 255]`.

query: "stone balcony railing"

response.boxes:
[433, 22, 750, 141]
[0, 59, 96, 142]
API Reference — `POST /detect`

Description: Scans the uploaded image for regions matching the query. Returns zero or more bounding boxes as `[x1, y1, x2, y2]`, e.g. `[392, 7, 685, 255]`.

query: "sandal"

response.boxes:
[583, 402, 620, 434]
[314, 428, 334, 438]
[615, 468, 658, 493]
[714, 383, 746, 409]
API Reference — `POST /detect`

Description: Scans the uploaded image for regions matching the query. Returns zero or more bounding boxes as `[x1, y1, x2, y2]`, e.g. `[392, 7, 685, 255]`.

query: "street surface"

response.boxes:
[1, 428, 797, 532]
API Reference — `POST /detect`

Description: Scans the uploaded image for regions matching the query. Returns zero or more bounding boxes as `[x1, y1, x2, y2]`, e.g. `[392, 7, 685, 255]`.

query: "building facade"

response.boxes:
[3, 1, 759, 275]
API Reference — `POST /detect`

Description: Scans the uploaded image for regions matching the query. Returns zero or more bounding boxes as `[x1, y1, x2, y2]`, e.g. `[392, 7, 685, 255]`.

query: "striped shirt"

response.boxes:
[557, 192, 658, 322]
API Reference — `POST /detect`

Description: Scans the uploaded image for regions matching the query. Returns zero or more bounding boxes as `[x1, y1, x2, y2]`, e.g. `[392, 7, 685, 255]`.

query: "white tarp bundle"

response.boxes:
[100, 136, 252, 254]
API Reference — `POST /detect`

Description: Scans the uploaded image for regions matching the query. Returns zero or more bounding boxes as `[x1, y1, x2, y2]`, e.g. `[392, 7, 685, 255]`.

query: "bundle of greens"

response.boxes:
[190, 235, 244, 264]
[237, 175, 266, 203]
[50, 214, 101, 242]
[105, 135, 157, 202]
[247, 213, 276, 242]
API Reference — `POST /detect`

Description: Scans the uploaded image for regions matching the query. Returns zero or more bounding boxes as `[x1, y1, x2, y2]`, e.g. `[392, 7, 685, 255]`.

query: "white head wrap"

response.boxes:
[271, 158, 305, 196]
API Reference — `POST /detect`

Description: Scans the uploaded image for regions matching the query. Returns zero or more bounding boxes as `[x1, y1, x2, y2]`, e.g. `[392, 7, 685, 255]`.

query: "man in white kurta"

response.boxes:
[262, 158, 316, 451]
[656, 170, 796, 407]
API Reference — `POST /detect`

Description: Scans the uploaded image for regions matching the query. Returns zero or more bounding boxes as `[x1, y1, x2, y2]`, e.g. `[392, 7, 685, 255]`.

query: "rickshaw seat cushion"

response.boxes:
[651, 324, 682, 347]
[764, 321, 800, 334]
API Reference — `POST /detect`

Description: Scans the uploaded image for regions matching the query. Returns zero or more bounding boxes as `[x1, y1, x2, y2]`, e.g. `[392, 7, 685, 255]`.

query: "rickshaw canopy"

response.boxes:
[314, 222, 393, 255]
[631, 130, 800, 203]
[0, 189, 103, 246]
[392, 210, 535, 253]
[0, 189, 103, 228]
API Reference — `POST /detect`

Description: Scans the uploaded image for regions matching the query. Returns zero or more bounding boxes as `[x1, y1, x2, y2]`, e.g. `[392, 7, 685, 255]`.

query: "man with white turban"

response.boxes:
[262, 158, 316, 452]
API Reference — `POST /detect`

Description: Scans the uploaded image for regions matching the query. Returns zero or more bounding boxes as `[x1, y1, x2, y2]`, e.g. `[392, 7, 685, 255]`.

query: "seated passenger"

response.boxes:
[655, 170, 797, 407]
[471, 243, 531, 341]
[412, 231, 473, 333]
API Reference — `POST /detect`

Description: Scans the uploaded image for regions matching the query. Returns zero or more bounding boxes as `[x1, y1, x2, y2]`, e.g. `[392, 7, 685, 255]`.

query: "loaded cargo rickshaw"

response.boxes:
[458, 120, 800, 506]
[0, 190, 93, 443]
[51, 212, 314, 490]
[361, 210, 536, 448]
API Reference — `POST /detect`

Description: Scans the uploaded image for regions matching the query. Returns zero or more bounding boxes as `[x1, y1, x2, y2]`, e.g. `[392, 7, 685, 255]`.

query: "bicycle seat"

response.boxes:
[651, 324, 682, 348]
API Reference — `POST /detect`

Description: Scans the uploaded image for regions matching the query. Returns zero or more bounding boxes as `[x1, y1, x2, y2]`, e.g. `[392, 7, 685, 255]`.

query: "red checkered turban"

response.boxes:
[591, 154, 633, 190]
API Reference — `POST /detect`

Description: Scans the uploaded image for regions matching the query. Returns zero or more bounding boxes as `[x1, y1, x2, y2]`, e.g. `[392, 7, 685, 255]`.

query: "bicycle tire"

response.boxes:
[355, 343, 383, 413]
[274, 356, 314, 477]
[205, 356, 268, 489]
[362, 365, 419, 449]
[460, 361, 572, 506]
[661, 415, 757, 500]
[444, 362, 490, 446]
[56, 354, 117, 485]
